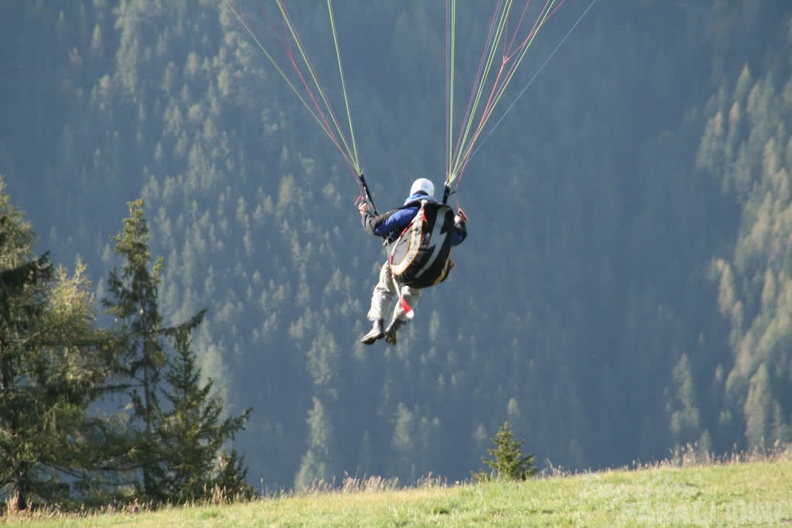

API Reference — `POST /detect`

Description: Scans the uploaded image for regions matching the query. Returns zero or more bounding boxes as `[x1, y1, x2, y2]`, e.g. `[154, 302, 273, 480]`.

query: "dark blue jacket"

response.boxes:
[361, 193, 467, 247]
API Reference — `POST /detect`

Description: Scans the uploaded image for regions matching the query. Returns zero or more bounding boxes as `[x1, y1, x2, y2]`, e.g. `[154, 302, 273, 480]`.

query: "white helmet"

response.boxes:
[409, 178, 435, 197]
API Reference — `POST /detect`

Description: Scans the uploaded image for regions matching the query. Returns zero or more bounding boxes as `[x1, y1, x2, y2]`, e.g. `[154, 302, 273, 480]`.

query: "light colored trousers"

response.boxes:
[367, 262, 421, 323]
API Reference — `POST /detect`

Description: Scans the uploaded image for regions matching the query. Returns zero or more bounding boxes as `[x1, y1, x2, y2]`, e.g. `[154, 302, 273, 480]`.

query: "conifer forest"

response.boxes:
[2, 0, 792, 506]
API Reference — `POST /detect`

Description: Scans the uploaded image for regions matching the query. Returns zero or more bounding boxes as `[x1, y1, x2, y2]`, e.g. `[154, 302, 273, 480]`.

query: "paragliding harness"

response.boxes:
[357, 176, 464, 319]
[388, 200, 456, 289]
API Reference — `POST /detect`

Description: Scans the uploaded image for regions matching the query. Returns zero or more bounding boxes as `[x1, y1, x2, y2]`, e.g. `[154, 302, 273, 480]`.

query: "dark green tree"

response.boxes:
[473, 421, 536, 482]
[0, 183, 120, 510]
[103, 198, 167, 502]
[1, 200, 54, 511]
[104, 198, 253, 504]
[158, 314, 254, 503]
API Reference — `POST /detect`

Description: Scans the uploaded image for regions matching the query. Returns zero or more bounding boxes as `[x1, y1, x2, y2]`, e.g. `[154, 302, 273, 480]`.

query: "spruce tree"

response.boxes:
[104, 199, 253, 504]
[473, 421, 536, 482]
[103, 199, 168, 502]
[0, 184, 118, 510]
[0, 203, 53, 510]
[158, 316, 254, 503]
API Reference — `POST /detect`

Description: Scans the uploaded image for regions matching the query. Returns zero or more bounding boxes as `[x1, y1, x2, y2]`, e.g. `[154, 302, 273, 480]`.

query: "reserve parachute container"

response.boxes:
[389, 200, 456, 289]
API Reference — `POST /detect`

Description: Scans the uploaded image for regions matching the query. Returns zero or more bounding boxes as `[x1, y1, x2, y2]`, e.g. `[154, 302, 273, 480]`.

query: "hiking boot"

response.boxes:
[360, 319, 384, 345]
[384, 319, 405, 345]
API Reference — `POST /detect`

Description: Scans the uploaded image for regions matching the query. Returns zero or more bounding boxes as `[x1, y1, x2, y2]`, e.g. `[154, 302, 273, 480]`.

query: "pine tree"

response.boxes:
[473, 421, 536, 482]
[104, 199, 253, 504]
[0, 202, 54, 510]
[0, 183, 119, 510]
[103, 198, 168, 502]
[158, 314, 254, 503]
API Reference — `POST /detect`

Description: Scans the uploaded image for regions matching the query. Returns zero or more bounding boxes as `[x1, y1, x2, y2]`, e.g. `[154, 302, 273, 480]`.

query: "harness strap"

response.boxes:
[387, 261, 414, 320]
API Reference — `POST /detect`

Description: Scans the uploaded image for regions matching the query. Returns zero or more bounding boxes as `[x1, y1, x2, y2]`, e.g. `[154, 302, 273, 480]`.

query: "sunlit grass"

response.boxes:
[4, 449, 792, 527]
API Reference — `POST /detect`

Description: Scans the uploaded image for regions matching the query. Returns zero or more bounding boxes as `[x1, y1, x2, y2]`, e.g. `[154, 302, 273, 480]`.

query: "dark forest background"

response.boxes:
[2, 0, 792, 490]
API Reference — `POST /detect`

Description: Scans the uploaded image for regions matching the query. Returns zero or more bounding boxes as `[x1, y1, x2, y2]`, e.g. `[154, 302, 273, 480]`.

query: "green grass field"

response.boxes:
[4, 458, 792, 527]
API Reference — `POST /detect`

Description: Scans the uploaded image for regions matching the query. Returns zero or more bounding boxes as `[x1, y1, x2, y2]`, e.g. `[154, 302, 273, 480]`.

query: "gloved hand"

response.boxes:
[358, 201, 369, 214]
[455, 208, 468, 223]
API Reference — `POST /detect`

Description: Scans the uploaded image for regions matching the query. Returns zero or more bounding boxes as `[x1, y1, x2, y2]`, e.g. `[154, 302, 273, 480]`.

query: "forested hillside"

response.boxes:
[2, 0, 791, 490]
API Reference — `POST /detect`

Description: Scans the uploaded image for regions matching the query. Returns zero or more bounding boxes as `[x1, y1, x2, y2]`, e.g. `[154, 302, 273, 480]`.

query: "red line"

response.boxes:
[453, 0, 503, 163]
[446, 0, 451, 180]
[453, 0, 568, 184]
[278, 2, 356, 173]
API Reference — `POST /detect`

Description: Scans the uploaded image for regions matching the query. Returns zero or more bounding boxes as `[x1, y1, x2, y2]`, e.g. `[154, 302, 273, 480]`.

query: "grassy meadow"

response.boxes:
[4, 454, 792, 527]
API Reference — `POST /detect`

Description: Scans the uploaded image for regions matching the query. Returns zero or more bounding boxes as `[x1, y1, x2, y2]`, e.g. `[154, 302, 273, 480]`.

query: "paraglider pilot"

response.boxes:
[358, 178, 467, 345]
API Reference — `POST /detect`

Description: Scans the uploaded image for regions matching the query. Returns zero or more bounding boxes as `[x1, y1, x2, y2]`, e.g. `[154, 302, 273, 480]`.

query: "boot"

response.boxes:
[384, 318, 405, 345]
[360, 319, 384, 345]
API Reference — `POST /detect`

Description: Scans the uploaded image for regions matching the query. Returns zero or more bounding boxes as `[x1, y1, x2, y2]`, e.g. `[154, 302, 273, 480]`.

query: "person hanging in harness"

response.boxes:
[357, 177, 468, 345]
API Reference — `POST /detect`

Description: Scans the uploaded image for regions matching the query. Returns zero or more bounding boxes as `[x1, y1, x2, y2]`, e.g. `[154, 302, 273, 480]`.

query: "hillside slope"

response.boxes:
[5, 457, 791, 527]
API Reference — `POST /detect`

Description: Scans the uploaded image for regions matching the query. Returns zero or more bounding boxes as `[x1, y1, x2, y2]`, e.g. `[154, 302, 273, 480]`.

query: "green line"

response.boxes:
[224, 0, 359, 172]
[275, 1, 341, 135]
[224, 0, 332, 141]
[452, 0, 512, 177]
[327, 0, 361, 174]
[451, 0, 561, 179]
[447, 0, 456, 186]
[275, 0, 358, 173]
